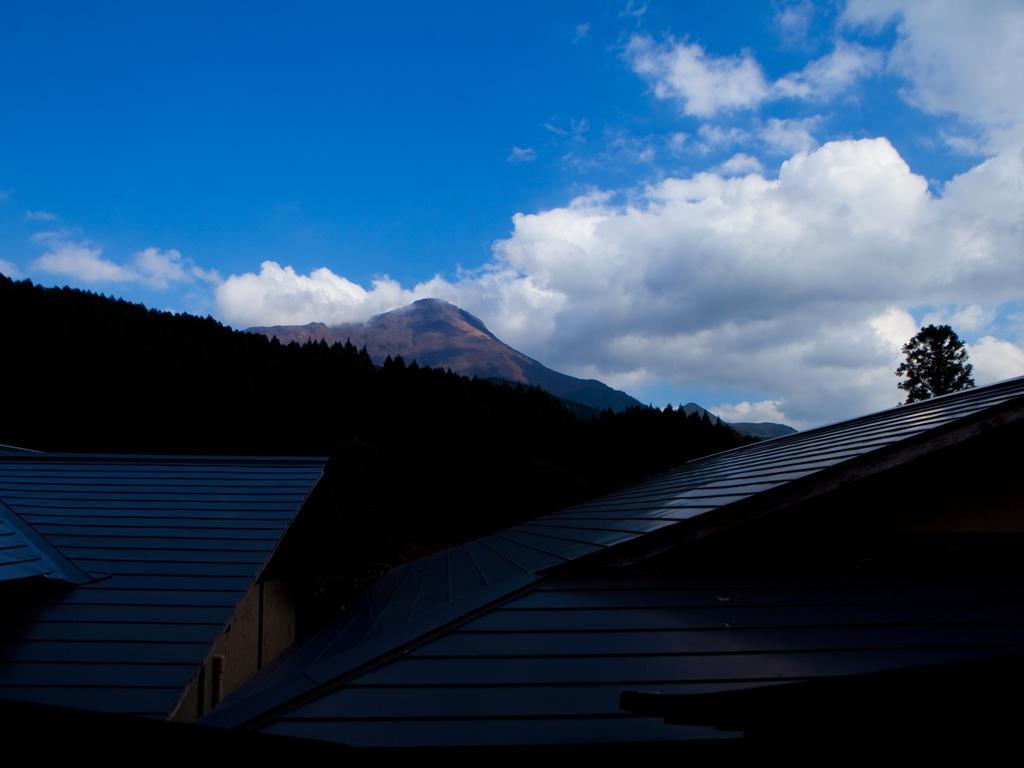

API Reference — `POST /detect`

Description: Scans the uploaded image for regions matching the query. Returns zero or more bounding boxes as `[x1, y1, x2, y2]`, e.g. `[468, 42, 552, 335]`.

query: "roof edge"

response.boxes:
[582, 393, 1024, 569]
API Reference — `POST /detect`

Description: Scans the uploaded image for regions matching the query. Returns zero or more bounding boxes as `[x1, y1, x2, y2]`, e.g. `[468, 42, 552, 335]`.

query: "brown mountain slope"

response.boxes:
[249, 299, 642, 412]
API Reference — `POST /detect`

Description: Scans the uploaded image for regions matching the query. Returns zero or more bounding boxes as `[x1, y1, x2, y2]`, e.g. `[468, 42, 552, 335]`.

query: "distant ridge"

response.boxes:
[250, 299, 643, 413]
[681, 402, 797, 440]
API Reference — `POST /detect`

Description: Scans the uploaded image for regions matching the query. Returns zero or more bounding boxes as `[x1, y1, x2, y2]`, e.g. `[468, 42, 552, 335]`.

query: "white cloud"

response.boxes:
[695, 124, 752, 153]
[0, 189, 11, 202]
[761, 117, 820, 155]
[543, 117, 590, 140]
[844, 0, 1024, 150]
[507, 146, 538, 163]
[573, 23, 590, 43]
[711, 399, 787, 424]
[32, 234, 136, 283]
[943, 134, 985, 156]
[773, 41, 883, 101]
[970, 336, 1024, 384]
[922, 304, 995, 334]
[25, 210, 57, 222]
[869, 307, 918, 351]
[666, 132, 688, 154]
[625, 35, 770, 117]
[626, 35, 880, 117]
[716, 153, 763, 176]
[217, 138, 1022, 427]
[132, 246, 222, 289]
[774, 0, 815, 47]
[0, 259, 21, 278]
[31, 233, 220, 290]
[620, 1, 647, 19]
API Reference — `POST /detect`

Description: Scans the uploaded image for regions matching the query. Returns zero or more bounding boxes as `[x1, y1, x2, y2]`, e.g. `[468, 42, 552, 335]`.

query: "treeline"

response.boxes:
[0, 275, 747, 595]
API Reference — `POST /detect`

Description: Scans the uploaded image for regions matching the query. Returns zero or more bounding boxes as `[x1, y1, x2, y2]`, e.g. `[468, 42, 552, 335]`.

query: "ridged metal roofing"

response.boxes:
[0, 453, 325, 717]
[205, 376, 1024, 736]
[262, 573, 1024, 747]
[0, 498, 89, 584]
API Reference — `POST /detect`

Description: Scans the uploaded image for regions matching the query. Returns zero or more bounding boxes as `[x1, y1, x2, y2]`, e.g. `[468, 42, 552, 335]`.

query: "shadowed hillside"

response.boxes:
[0, 275, 748, 610]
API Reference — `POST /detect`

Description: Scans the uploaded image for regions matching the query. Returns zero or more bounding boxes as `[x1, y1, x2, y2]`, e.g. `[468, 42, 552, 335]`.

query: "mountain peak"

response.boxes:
[248, 299, 641, 412]
[386, 297, 494, 339]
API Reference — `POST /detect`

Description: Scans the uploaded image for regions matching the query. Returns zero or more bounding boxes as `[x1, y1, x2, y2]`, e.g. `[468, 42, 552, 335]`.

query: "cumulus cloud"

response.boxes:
[508, 146, 538, 163]
[711, 399, 787, 424]
[25, 210, 57, 222]
[216, 259, 567, 335]
[716, 153, 763, 176]
[0, 259, 21, 278]
[843, 0, 1024, 149]
[217, 138, 1022, 427]
[31, 233, 220, 289]
[625, 36, 770, 117]
[211, 5, 1024, 428]
[970, 336, 1024, 383]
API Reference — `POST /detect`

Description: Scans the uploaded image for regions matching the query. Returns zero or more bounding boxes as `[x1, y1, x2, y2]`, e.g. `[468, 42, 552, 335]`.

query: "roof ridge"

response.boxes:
[0, 497, 93, 585]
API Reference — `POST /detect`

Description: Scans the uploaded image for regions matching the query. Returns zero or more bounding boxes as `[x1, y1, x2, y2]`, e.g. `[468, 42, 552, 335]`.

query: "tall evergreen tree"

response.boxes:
[896, 324, 975, 403]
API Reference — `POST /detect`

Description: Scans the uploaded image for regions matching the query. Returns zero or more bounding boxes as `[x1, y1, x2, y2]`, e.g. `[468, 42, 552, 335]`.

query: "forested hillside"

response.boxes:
[0, 276, 747, 601]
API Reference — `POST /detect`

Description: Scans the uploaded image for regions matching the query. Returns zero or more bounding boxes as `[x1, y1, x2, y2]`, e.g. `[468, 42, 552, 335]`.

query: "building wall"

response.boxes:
[171, 577, 296, 722]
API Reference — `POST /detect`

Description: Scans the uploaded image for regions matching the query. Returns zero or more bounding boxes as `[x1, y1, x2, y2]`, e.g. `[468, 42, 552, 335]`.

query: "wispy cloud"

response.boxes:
[620, 1, 648, 20]
[543, 117, 590, 141]
[0, 259, 21, 278]
[625, 35, 881, 117]
[573, 23, 590, 44]
[760, 116, 821, 155]
[0, 189, 12, 202]
[773, 41, 883, 101]
[507, 146, 538, 163]
[31, 232, 220, 289]
[665, 131, 688, 155]
[25, 210, 57, 222]
[773, 0, 815, 48]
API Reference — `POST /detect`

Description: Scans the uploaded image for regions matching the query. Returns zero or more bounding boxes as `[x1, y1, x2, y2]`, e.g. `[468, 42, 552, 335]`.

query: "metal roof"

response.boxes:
[0, 453, 326, 717]
[258, 573, 1024, 747]
[0, 443, 41, 455]
[0, 498, 90, 584]
[204, 376, 1024, 738]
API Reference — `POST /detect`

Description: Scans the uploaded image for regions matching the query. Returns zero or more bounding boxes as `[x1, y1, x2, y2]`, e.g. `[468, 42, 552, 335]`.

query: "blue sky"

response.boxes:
[2, 1, 1022, 426]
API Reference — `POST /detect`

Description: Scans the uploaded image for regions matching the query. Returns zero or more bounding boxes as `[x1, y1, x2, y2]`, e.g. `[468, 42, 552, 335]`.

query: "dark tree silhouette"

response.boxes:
[0, 274, 753, 613]
[896, 324, 975, 403]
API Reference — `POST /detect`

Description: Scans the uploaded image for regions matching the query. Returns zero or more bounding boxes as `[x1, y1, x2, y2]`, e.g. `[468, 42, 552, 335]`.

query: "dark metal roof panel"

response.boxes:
[519, 377, 1024, 551]
[262, 574, 1024, 747]
[0, 499, 90, 585]
[0, 454, 325, 717]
